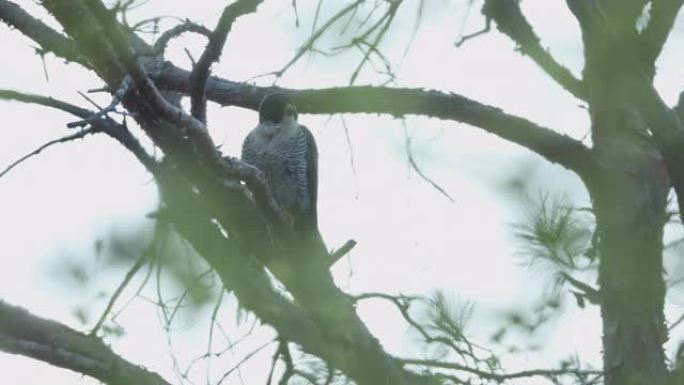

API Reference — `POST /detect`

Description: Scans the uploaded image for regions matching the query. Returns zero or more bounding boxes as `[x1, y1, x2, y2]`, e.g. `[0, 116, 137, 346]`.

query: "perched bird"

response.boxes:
[241, 93, 320, 242]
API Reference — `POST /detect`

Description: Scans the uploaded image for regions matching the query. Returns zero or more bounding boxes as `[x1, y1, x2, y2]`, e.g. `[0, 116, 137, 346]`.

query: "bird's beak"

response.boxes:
[283, 103, 296, 118]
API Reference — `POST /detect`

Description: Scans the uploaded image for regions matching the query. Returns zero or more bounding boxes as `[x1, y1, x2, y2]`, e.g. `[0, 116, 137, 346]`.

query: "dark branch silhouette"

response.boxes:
[0, 300, 174, 385]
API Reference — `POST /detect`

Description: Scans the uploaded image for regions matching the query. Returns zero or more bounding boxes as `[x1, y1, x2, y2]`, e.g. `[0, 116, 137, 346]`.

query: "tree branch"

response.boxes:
[0, 1, 596, 181]
[153, 20, 212, 56]
[89, 230, 156, 336]
[482, 0, 585, 100]
[0, 89, 157, 171]
[189, 0, 263, 123]
[0, 89, 90, 116]
[328, 239, 357, 267]
[81, 0, 206, 135]
[0, 4, 599, 385]
[153, 168, 430, 385]
[639, 0, 684, 63]
[41, 1, 287, 236]
[274, 0, 364, 79]
[0, 300, 174, 385]
[632, 80, 684, 227]
[400, 358, 602, 383]
[0, 0, 86, 66]
[0, 127, 96, 179]
[158, 66, 597, 179]
[15, 6, 430, 385]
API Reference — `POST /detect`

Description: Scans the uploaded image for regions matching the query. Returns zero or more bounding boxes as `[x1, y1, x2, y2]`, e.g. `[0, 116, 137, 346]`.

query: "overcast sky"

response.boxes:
[2, 1, 684, 384]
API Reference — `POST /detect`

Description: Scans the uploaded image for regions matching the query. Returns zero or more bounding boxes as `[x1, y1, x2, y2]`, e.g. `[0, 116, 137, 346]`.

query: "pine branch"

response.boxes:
[0, 300, 174, 385]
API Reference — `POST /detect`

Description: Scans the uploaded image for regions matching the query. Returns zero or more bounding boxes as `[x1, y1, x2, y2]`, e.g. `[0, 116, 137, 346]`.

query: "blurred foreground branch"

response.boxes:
[0, 300, 174, 385]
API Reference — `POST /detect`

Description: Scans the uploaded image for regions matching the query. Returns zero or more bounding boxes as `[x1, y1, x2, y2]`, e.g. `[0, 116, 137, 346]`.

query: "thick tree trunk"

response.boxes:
[575, 10, 673, 379]
[587, 129, 670, 385]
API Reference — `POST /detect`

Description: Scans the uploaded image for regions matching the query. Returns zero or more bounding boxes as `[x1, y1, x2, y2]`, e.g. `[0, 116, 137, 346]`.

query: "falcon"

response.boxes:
[241, 93, 320, 241]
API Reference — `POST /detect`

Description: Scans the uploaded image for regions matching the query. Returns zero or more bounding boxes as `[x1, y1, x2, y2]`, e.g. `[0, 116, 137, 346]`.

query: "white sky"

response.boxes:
[1, 1, 684, 384]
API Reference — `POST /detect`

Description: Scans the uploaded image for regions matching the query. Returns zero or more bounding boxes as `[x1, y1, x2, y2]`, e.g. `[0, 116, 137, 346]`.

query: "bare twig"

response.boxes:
[0, 1, 599, 182]
[0, 4, 607, 385]
[291, 0, 300, 27]
[83, 1, 291, 233]
[0, 128, 96, 180]
[216, 339, 275, 385]
[111, 252, 157, 323]
[403, 122, 455, 203]
[348, 0, 400, 85]
[68, 76, 132, 129]
[90, 252, 150, 335]
[84, 0, 208, 139]
[560, 272, 601, 305]
[265, 337, 297, 385]
[153, 20, 212, 55]
[188, 0, 264, 123]
[0, 89, 156, 171]
[339, 116, 358, 181]
[669, 311, 684, 332]
[274, 0, 364, 79]
[90, 222, 167, 336]
[482, 0, 585, 100]
[328, 239, 357, 267]
[0, 89, 90, 116]
[399, 358, 602, 383]
[184, 47, 197, 66]
[166, 269, 215, 327]
[455, 18, 491, 47]
[351, 292, 486, 367]
[0, 0, 86, 65]
[182, 318, 258, 378]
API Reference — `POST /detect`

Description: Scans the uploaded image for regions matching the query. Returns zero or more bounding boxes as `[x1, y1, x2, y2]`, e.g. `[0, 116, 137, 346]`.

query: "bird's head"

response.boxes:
[259, 93, 298, 124]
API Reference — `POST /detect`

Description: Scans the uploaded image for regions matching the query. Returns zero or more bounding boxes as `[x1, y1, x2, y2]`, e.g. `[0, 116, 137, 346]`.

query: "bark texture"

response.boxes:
[2, 1, 684, 385]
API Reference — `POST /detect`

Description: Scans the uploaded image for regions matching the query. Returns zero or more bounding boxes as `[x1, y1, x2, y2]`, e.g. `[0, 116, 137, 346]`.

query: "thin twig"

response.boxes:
[560, 272, 601, 305]
[90, 221, 166, 336]
[216, 339, 275, 385]
[111, 252, 157, 323]
[400, 358, 602, 383]
[189, 0, 264, 123]
[403, 122, 455, 203]
[455, 18, 491, 47]
[205, 287, 225, 385]
[348, 0, 400, 85]
[68, 76, 132, 129]
[669, 311, 684, 332]
[90, 250, 150, 335]
[153, 20, 212, 55]
[182, 318, 258, 378]
[274, 0, 364, 79]
[0, 89, 156, 172]
[0, 128, 96, 180]
[339, 116, 358, 180]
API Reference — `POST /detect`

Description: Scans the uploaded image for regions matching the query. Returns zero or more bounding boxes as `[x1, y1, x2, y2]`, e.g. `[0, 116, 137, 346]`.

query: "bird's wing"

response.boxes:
[241, 128, 259, 166]
[300, 124, 318, 227]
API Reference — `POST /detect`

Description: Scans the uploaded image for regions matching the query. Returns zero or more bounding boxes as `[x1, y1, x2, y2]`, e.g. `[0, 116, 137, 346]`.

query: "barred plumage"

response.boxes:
[241, 94, 319, 238]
